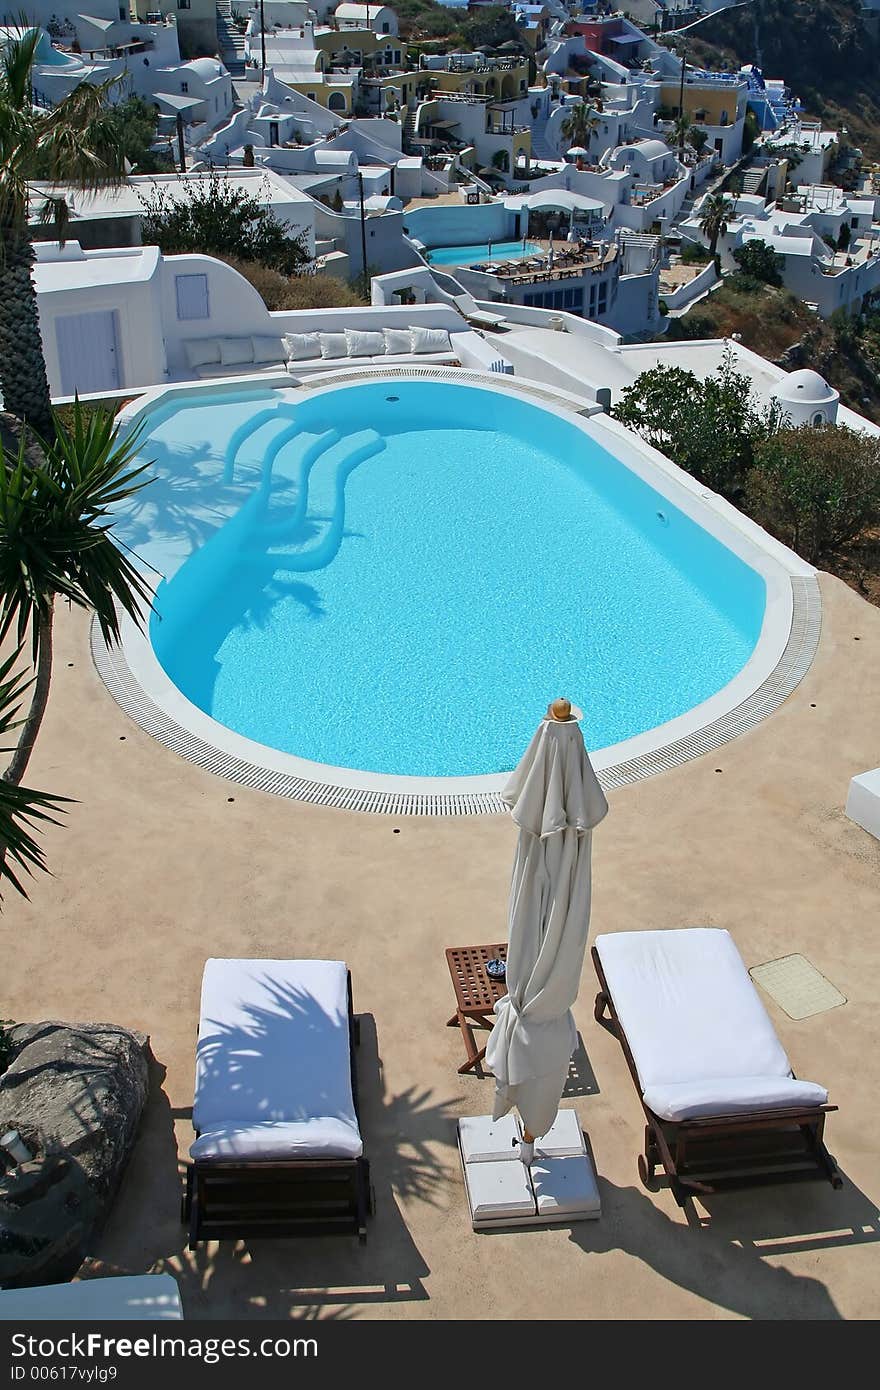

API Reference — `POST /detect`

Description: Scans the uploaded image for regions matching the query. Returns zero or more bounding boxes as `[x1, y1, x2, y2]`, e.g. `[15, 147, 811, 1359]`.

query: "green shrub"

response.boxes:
[140, 171, 310, 275]
[680, 241, 712, 266]
[221, 258, 291, 310]
[747, 424, 880, 563]
[732, 239, 784, 286]
[221, 259, 369, 311]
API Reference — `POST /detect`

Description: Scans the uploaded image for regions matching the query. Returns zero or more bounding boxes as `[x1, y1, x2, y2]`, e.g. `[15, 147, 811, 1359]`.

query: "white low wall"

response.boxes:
[483, 301, 622, 348]
[660, 261, 718, 311]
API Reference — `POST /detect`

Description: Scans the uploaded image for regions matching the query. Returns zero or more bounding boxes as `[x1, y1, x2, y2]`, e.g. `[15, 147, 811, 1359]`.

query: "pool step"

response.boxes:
[223, 405, 299, 484]
[256, 428, 385, 572]
[258, 427, 340, 530]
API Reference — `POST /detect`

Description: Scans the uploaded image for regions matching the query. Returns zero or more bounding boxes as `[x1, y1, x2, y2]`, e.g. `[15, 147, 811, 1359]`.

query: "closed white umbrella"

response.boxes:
[485, 699, 608, 1160]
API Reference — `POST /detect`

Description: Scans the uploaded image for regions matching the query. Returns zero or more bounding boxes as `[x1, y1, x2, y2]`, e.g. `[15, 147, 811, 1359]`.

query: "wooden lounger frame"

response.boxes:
[183, 971, 373, 1247]
[591, 946, 843, 1207]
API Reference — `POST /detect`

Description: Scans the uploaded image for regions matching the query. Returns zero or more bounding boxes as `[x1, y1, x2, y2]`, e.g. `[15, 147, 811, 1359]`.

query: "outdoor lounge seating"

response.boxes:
[184, 958, 372, 1247]
[182, 328, 460, 381]
[592, 928, 842, 1205]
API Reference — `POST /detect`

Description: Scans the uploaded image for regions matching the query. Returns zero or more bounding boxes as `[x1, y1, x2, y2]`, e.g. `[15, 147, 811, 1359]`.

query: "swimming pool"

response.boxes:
[426, 240, 541, 267]
[105, 374, 799, 798]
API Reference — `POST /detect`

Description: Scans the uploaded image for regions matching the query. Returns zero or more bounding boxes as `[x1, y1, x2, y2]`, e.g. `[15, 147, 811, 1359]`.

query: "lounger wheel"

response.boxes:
[637, 1152, 657, 1189]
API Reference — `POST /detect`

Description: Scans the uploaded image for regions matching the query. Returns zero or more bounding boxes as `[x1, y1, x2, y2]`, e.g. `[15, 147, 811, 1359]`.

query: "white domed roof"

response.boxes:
[633, 138, 668, 159]
[184, 57, 225, 79]
[771, 368, 839, 405]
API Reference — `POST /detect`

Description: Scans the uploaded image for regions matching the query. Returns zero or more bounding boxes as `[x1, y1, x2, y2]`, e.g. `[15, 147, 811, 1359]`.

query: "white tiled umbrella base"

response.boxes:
[458, 1111, 601, 1229]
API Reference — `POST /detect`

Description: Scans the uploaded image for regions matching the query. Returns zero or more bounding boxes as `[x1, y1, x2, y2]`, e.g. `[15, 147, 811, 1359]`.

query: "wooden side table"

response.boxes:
[445, 943, 507, 1076]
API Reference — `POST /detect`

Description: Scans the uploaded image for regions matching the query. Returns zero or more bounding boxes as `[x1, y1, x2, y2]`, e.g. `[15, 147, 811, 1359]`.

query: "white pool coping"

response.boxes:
[94, 368, 820, 815]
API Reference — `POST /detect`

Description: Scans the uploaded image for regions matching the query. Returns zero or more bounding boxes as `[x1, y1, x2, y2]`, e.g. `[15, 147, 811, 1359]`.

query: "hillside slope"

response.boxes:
[685, 0, 880, 159]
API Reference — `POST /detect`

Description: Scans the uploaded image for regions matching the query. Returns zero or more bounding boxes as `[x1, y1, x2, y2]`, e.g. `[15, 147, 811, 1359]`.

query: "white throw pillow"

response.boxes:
[382, 327, 413, 355]
[345, 329, 386, 358]
[410, 326, 451, 354]
[184, 338, 221, 369]
[318, 331, 349, 359]
[251, 335, 284, 364]
[283, 332, 322, 361]
[218, 336, 254, 366]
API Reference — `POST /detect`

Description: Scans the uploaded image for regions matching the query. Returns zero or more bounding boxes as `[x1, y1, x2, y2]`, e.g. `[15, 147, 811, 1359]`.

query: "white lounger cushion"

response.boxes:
[191, 1116, 362, 1160]
[0, 1274, 183, 1322]
[595, 929, 828, 1120]
[643, 1076, 828, 1122]
[193, 958, 362, 1161]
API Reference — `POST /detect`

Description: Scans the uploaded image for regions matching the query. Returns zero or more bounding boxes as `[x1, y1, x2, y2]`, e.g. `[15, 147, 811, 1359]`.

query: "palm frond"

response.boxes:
[0, 28, 42, 112]
[0, 648, 69, 902]
[34, 77, 126, 192]
[36, 192, 70, 243]
[0, 403, 154, 659]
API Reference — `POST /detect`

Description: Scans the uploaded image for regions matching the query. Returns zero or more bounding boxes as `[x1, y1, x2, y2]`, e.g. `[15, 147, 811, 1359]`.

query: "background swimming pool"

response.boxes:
[426, 240, 541, 266]
[116, 382, 766, 779]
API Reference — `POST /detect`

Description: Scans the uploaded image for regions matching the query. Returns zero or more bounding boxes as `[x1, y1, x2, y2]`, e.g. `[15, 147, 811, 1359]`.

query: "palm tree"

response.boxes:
[672, 111, 692, 159]
[0, 402, 153, 792]
[699, 193, 734, 264]
[0, 29, 126, 437]
[688, 126, 709, 158]
[0, 649, 68, 901]
[561, 102, 600, 155]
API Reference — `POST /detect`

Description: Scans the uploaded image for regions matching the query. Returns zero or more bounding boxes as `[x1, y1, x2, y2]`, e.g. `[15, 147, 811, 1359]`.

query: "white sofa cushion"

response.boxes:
[382, 327, 413, 355]
[410, 325, 451, 354]
[345, 328, 386, 358]
[184, 337, 221, 369]
[192, 958, 362, 1159]
[643, 1076, 828, 1123]
[594, 929, 826, 1115]
[191, 1116, 362, 1161]
[283, 331, 321, 361]
[251, 334, 284, 364]
[318, 331, 349, 359]
[218, 336, 254, 366]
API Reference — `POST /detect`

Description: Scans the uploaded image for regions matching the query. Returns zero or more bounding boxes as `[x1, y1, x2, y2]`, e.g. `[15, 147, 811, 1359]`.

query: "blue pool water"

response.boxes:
[426, 240, 541, 267]
[115, 382, 765, 778]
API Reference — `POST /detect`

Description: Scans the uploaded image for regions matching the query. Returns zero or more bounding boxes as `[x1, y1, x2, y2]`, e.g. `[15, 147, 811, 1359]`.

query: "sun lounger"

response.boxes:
[0, 1274, 183, 1321]
[592, 928, 841, 1205]
[184, 958, 372, 1247]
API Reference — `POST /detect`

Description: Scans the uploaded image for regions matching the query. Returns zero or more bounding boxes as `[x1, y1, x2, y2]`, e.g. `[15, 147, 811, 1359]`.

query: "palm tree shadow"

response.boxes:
[94, 995, 459, 1318]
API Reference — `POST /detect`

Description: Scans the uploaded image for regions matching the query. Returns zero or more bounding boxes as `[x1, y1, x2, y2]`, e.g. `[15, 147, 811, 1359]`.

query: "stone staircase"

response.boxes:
[740, 166, 768, 197]
[530, 117, 557, 163]
[402, 107, 418, 154]
[217, 3, 247, 78]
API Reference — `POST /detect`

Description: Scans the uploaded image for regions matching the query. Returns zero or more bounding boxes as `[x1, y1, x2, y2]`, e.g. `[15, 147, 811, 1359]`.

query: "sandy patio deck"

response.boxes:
[3, 572, 879, 1320]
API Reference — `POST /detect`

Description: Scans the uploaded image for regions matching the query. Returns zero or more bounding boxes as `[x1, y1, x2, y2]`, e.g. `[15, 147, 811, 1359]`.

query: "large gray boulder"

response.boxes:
[0, 1022, 150, 1289]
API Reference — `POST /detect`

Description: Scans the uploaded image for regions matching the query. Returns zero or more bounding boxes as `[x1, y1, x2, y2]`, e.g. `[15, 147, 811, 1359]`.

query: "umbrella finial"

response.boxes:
[548, 697, 572, 721]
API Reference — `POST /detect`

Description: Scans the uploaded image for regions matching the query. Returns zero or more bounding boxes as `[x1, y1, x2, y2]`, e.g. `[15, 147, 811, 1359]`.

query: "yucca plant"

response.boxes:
[0, 403, 153, 791]
[0, 649, 68, 900]
[0, 27, 126, 436]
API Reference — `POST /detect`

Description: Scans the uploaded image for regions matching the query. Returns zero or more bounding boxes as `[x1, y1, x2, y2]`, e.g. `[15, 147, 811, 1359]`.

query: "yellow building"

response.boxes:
[659, 79, 748, 129]
[420, 60, 530, 104]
